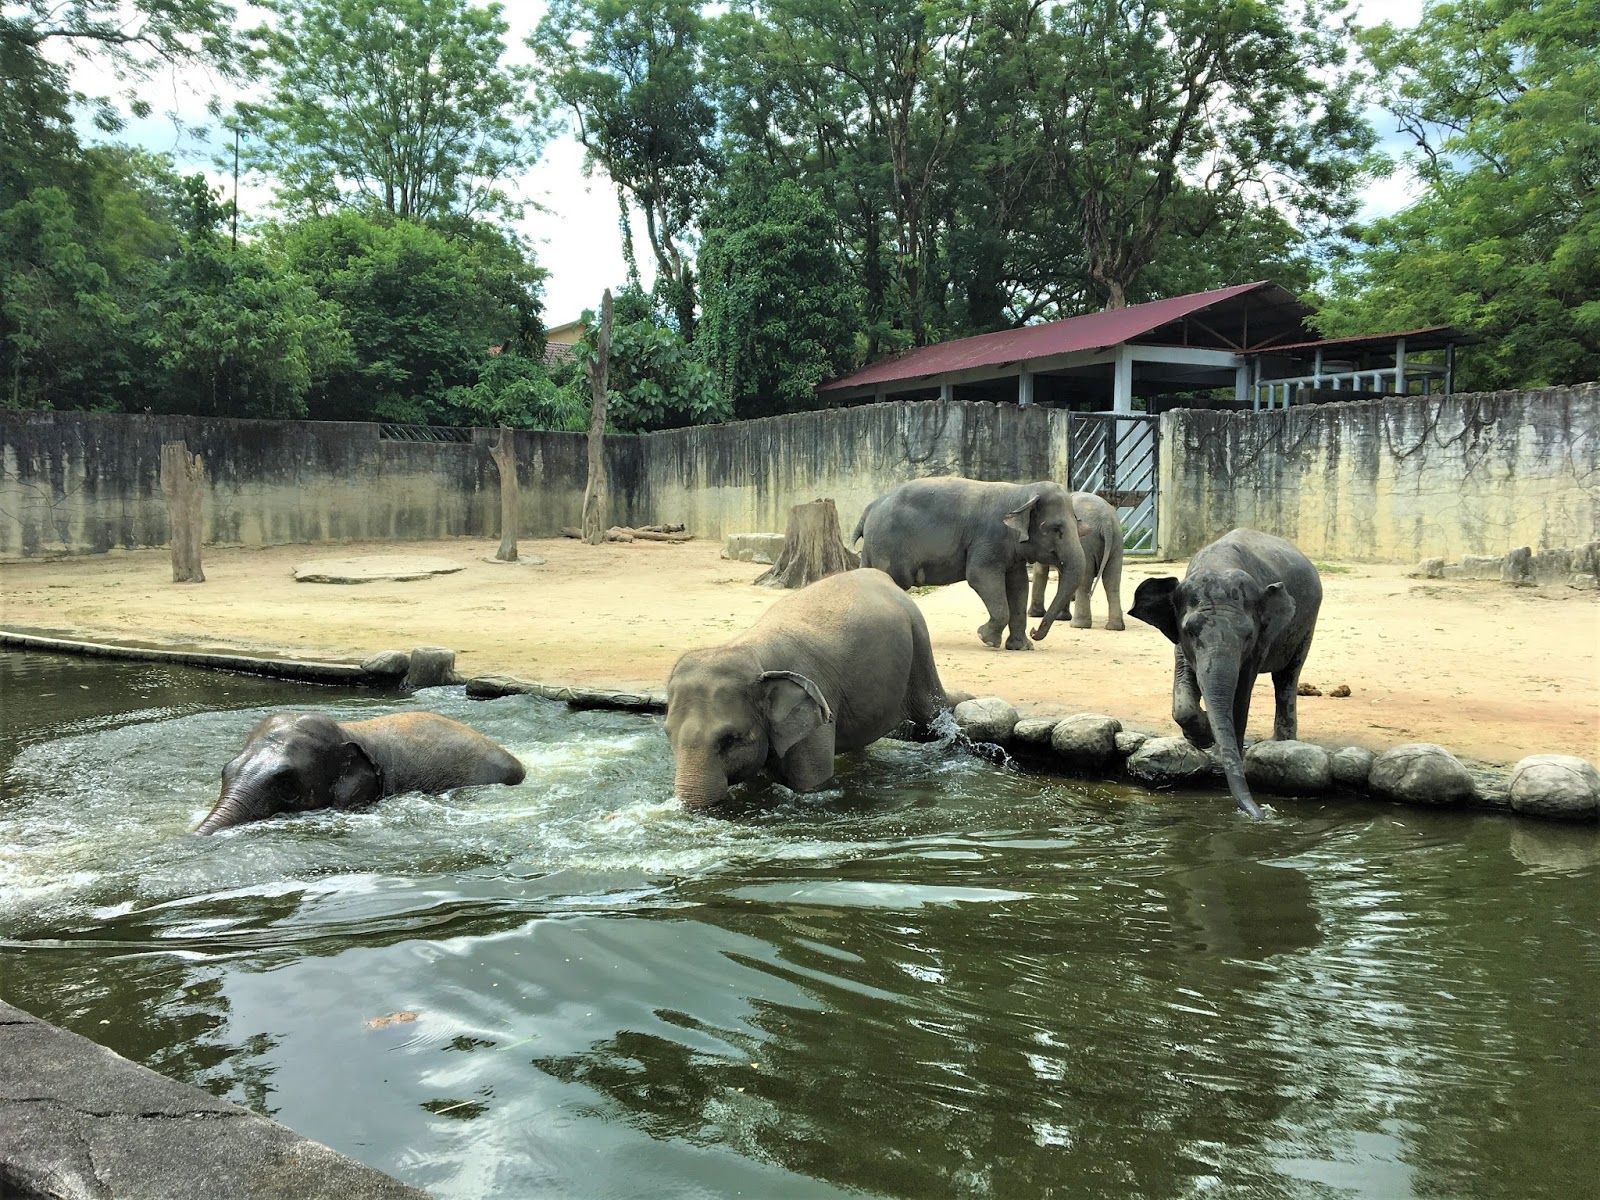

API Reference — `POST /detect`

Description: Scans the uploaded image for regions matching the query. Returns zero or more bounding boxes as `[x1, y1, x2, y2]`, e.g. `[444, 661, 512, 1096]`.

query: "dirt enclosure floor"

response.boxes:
[3, 538, 1597, 765]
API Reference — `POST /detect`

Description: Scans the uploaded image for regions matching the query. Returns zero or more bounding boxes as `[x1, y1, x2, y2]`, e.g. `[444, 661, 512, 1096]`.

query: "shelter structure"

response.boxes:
[815, 281, 1478, 412]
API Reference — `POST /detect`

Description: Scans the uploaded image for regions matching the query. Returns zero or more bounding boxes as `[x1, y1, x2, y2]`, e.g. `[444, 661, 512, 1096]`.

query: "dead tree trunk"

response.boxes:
[581, 289, 613, 546]
[755, 499, 860, 589]
[159, 441, 206, 583]
[489, 426, 519, 562]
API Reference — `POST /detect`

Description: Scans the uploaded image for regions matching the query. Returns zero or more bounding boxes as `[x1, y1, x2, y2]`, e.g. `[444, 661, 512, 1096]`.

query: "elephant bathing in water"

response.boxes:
[665, 568, 954, 810]
[1129, 529, 1322, 820]
[196, 711, 526, 834]
[1027, 491, 1127, 635]
[852, 477, 1087, 649]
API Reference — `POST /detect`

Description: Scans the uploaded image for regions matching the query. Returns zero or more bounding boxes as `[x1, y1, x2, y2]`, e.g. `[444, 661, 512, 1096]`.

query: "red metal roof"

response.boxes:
[817, 281, 1286, 393]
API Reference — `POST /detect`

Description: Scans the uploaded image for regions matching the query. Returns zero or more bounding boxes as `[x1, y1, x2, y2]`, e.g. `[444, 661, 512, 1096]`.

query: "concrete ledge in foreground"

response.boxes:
[0, 999, 428, 1200]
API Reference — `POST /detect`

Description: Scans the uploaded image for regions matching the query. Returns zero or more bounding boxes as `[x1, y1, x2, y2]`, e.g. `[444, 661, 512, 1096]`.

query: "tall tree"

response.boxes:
[530, 0, 720, 338]
[1318, 0, 1600, 389]
[698, 172, 862, 418]
[241, 0, 544, 221]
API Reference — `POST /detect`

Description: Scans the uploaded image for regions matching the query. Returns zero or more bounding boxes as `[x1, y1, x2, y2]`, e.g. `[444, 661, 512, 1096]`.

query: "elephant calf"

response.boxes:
[665, 568, 954, 809]
[1027, 491, 1127, 635]
[1129, 529, 1322, 819]
[852, 476, 1086, 650]
[196, 711, 526, 834]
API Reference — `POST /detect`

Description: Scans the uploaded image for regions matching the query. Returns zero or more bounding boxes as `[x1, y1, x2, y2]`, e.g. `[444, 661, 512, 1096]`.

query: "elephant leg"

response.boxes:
[903, 624, 948, 733]
[776, 725, 838, 792]
[1028, 561, 1051, 618]
[1003, 565, 1033, 650]
[1070, 569, 1094, 629]
[1271, 662, 1303, 741]
[1173, 649, 1212, 747]
[967, 568, 1015, 649]
[1101, 543, 1126, 631]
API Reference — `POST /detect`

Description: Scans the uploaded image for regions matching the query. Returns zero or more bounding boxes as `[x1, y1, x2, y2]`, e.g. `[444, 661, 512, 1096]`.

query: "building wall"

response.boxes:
[1158, 383, 1600, 561]
[4, 387, 1595, 563]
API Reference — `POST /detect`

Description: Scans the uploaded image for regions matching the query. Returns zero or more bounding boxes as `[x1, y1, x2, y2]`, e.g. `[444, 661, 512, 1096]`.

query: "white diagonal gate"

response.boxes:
[1068, 412, 1160, 555]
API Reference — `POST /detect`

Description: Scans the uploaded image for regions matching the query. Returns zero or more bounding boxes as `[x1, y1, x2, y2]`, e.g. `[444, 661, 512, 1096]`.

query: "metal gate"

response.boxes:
[1067, 412, 1160, 555]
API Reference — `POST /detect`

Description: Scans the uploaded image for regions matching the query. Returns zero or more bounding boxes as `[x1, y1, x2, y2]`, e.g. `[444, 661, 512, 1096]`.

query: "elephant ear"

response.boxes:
[1129, 576, 1182, 643]
[1258, 582, 1297, 649]
[1003, 495, 1039, 542]
[332, 740, 383, 809]
[760, 671, 834, 757]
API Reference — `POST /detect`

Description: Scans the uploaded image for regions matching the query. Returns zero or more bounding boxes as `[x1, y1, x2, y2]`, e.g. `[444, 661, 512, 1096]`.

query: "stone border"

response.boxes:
[0, 629, 374, 686]
[0, 999, 427, 1200]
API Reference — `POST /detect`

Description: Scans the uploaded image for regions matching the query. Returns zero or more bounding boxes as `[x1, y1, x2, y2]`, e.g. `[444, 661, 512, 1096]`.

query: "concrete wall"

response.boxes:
[1158, 383, 1600, 562]
[4, 386, 1595, 563]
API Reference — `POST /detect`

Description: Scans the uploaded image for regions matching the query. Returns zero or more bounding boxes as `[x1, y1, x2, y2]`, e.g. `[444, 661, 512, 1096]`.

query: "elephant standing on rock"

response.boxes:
[1028, 491, 1126, 635]
[1129, 529, 1322, 820]
[665, 568, 954, 810]
[852, 477, 1087, 650]
[196, 711, 526, 834]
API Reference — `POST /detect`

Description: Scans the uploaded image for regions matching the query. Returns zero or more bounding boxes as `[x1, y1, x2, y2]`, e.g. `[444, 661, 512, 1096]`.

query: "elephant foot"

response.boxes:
[1070, 615, 1093, 629]
[1004, 635, 1035, 651]
[978, 625, 1004, 648]
[1028, 605, 1046, 618]
[1181, 727, 1216, 750]
[1105, 619, 1126, 631]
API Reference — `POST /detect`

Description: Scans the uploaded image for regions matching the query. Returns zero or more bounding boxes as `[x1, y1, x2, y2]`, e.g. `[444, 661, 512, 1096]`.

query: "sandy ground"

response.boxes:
[2, 538, 1597, 764]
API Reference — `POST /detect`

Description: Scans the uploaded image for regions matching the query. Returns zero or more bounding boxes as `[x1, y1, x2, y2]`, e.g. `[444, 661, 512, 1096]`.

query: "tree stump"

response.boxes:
[581, 289, 613, 545]
[159, 441, 206, 583]
[755, 499, 860, 589]
[489, 425, 519, 562]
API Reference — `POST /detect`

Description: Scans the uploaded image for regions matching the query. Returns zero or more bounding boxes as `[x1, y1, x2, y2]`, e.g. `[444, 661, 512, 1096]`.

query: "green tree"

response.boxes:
[697, 173, 862, 418]
[1318, 0, 1600, 389]
[443, 349, 586, 430]
[241, 0, 543, 221]
[530, 0, 720, 338]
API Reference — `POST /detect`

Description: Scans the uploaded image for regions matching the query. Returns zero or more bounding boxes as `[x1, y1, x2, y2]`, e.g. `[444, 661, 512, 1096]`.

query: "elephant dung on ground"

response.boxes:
[196, 711, 526, 833]
[1128, 528, 1322, 819]
[665, 568, 954, 810]
[851, 477, 1086, 650]
[1027, 491, 1126, 635]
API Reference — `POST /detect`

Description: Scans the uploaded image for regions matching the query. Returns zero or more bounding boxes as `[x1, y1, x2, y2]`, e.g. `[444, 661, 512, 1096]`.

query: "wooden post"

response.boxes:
[581, 289, 613, 546]
[490, 425, 519, 562]
[159, 441, 206, 583]
[755, 499, 861, 589]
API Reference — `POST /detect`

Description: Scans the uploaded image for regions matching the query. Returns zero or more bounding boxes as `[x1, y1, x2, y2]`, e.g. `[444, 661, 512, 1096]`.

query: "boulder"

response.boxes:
[1501, 545, 1534, 584]
[1459, 554, 1504, 580]
[360, 650, 410, 680]
[1368, 743, 1476, 806]
[1011, 716, 1062, 745]
[953, 697, 1019, 743]
[1050, 714, 1122, 766]
[1328, 746, 1375, 789]
[1244, 740, 1332, 794]
[402, 646, 457, 690]
[1125, 736, 1213, 786]
[1415, 557, 1445, 579]
[1508, 755, 1600, 820]
[722, 533, 788, 564]
[1114, 729, 1150, 757]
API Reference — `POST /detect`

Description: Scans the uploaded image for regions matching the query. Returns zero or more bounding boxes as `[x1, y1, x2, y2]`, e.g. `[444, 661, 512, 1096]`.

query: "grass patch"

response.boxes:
[909, 585, 946, 595]
[1315, 562, 1354, 574]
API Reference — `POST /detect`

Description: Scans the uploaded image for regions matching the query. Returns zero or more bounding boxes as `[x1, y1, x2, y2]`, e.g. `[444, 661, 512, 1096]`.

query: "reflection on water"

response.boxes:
[1, 650, 1598, 1199]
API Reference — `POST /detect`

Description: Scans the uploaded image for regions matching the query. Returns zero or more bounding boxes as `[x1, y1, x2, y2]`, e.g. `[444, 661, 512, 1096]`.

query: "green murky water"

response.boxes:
[1, 650, 1596, 1198]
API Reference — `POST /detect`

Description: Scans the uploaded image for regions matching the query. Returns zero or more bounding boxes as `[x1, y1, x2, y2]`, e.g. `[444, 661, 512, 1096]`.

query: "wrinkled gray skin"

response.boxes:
[1129, 529, 1322, 819]
[196, 711, 526, 834]
[1027, 491, 1126, 635]
[851, 477, 1086, 650]
[665, 568, 952, 810]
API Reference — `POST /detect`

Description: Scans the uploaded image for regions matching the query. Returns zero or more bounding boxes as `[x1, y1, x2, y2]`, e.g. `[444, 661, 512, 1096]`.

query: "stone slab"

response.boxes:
[721, 534, 787, 564]
[294, 556, 465, 584]
[0, 999, 426, 1199]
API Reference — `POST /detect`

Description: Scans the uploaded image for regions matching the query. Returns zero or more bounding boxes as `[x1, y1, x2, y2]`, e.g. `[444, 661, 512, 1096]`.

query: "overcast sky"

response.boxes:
[68, 0, 1428, 323]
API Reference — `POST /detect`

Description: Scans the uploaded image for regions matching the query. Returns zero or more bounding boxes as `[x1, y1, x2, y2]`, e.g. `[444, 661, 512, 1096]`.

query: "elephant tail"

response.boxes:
[850, 504, 871, 549]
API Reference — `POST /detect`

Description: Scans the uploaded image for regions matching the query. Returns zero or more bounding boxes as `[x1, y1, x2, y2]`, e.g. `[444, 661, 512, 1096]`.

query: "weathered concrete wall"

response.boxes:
[0, 411, 644, 558]
[1158, 384, 1600, 562]
[641, 402, 1073, 540]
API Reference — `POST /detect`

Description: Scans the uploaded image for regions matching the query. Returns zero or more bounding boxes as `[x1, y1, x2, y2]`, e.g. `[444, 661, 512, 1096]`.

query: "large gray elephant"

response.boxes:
[1128, 529, 1322, 819]
[196, 711, 526, 833]
[665, 568, 953, 809]
[1027, 491, 1126, 635]
[851, 477, 1086, 650]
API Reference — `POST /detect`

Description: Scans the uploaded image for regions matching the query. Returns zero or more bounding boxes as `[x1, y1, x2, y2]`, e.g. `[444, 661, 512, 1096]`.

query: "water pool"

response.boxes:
[1, 650, 1596, 1198]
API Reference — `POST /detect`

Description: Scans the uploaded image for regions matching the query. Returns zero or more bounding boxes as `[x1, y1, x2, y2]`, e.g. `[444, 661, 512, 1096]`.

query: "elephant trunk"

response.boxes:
[1198, 662, 1263, 820]
[673, 754, 728, 811]
[1031, 546, 1084, 642]
[194, 788, 258, 835]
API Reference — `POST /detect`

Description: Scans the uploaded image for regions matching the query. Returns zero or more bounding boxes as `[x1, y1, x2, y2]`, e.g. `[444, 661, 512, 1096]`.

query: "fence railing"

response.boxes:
[377, 423, 476, 443]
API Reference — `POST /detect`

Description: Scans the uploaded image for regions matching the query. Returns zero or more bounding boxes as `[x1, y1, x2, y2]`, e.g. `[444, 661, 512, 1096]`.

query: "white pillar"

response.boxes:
[1313, 347, 1323, 388]
[874, 390, 887, 404]
[1018, 371, 1035, 407]
[1234, 363, 1249, 406]
[1393, 337, 1407, 395]
[1112, 346, 1133, 413]
[939, 382, 953, 403]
